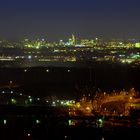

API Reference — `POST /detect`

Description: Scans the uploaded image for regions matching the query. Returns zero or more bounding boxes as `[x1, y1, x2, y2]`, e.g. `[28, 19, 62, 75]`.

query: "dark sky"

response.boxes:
[0, 0, 140, 41]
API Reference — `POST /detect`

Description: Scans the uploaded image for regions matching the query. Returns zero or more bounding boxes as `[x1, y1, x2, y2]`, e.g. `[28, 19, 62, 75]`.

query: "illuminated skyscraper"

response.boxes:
[72, 34, 76, 46]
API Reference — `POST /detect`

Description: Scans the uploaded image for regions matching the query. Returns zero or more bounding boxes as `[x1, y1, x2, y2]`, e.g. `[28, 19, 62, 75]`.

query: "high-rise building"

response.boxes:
[72, 34, 76, 46]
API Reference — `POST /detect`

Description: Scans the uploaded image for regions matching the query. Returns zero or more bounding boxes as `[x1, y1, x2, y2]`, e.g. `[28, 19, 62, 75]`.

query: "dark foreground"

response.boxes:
[1, 123, 139, 140]
[0, 105, 140, 140]
[0, 65, 140, 139]
[0, 65, 140, 98]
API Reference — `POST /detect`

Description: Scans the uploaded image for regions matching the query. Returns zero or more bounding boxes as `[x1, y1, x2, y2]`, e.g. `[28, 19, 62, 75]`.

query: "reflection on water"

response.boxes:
[68, 118, 104, 128]
[0, 116, 139, 140]
[68, 119, 76, 126]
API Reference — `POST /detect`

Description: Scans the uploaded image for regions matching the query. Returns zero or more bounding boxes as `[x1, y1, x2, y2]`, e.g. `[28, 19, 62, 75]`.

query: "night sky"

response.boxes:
[0, 0, 140, 41]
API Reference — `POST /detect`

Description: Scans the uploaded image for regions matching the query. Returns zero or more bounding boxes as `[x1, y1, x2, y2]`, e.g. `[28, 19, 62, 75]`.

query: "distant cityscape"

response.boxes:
[1, 35, 140, 67]
[0, 36, 140, 139]
[1, 0, 140, 139]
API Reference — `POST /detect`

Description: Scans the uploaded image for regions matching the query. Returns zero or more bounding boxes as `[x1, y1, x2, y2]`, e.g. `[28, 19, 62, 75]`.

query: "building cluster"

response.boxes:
[0, 36, 140, 67]
[40, 88, 140, 117]
[74, 88, 140, 116]
[0, 87, 140, 117]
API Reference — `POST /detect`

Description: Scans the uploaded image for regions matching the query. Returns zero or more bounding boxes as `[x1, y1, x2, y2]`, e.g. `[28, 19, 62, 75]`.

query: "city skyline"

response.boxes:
[0, 0, 140, 41]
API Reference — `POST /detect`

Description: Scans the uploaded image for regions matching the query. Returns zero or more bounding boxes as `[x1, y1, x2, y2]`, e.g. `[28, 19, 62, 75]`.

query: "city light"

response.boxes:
[11, 98, 16, 104]
[27, 133, 31, 137]
[0, 35, 140, 66]
[36, 119, 41, 124]
[24, 69, 27, 72]
[3, 119, 7, 125]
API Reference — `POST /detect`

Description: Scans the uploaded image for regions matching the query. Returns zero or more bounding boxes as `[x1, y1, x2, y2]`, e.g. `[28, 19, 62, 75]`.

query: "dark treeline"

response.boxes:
[0, 65, 139, 98]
